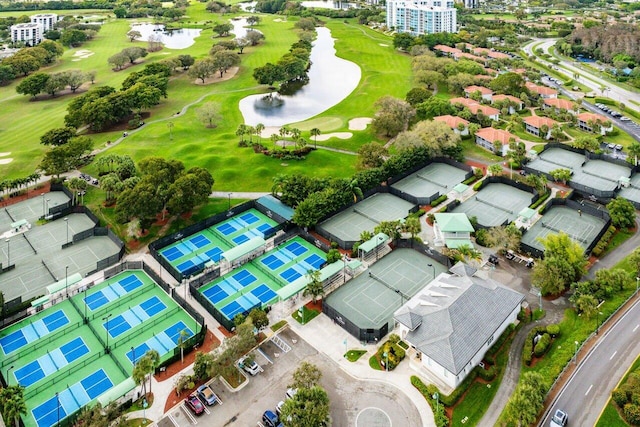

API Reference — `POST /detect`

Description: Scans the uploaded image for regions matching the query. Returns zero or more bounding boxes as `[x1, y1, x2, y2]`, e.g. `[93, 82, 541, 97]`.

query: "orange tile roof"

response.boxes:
[543, 98, 575, 110]
[475, 74, 492, 80]
[577, 112, 609, 124]
[492, 94, 523, 104]
[488, 51, 510, 59]
[523, 116, 557, 128]
[465, 85, 493, 95]
[434, 44, 462, 55]
[457, 52, 486, 63]
[434, 115, 470, 129]
[475, 128, 517, 145]
[450, 97, 477, 108]
[525, 82, 558, 96]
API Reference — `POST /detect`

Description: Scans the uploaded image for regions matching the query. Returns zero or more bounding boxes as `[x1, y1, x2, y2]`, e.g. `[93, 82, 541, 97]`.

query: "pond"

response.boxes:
[129, 23, 202, 49]
[230, 18, 260, 39]
[239, 26, 361, 127]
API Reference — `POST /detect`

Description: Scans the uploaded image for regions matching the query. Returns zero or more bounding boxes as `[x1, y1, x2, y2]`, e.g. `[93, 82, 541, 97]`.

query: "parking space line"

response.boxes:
[257, 348, 273, 364]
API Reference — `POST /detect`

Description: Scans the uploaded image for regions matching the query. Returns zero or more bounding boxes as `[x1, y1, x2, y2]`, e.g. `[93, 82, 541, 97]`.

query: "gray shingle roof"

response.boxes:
[394, 264, 524, 375]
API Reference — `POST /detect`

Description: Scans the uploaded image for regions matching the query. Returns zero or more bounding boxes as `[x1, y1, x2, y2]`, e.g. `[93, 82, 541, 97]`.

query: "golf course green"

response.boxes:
[0, 3, 413, 192]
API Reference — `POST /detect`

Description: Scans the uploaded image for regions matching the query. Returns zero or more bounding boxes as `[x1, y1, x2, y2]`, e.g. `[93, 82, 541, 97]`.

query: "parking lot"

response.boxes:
[160, 328, 421, 427]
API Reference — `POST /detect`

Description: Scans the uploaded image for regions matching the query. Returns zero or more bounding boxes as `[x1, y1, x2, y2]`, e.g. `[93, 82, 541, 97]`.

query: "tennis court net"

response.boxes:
[416, 174, 448, 189]
[582, 169, 618, 183]
[476, 196, 514, 214]
[210, 227, 234, 247]
[541, 222, 588, 243]
[540, 156, 572, 169]
[368, 271, 410, 300]
[254, 262, 285, 286]
[353, 208, 380, 224]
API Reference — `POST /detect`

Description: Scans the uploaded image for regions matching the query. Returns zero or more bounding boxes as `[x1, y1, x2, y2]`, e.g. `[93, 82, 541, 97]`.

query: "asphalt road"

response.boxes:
[539, 296, 640, 427]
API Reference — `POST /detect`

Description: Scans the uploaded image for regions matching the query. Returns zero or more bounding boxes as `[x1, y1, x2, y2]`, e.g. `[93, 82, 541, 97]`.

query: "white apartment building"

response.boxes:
[386, 0, 457, 35]
[31, 13, 58, 32]
[10, 22, 43, 46]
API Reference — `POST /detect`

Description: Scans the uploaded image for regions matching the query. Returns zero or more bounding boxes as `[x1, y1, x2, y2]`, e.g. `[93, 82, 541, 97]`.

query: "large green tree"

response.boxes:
[371, 96, 415, 138]
[607, 197, 636, 229]
[16, 72, 49, 97]
[532, 232, 588, 295]
[0, 386, 27, 427]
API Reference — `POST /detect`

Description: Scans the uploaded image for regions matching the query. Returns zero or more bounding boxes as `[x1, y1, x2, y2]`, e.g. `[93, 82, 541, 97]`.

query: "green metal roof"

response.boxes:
[347, 259, 362, 269]
[518, 207, 537, 220]
[46, 273, 83, 294]
[31, 295, 49, 307]
[97, 377, 135, 407]
[358, 233, 389, 253]
[11, 219, 28, 228]
[222, 237, 266, 263]
[446, 239, 474, 249]
[257, 195, 294, 221]
[434, 213, 474, 233]
[453, 183, 469, 194]
[276, 261, 345, 301]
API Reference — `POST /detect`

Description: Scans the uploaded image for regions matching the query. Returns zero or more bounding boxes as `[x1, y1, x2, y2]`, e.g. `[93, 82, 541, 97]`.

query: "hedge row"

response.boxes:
[530, 191, 551, 210]
[473, 180, 484, 191]
[523, 324, 560, 365]
[591, 225, 617, 257]
[430, 194, 448, 207]
[411, 376, 450, 427]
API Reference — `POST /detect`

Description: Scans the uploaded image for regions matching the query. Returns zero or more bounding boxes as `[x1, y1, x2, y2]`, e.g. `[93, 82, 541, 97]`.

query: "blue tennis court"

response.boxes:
[202, 270, 258, 305]
[280, 267, 304, 283]
[0, 310, 69, 355]
[104, 296, 166, 338]
[84, 275, 144, 311]
[250, 284, 278, 304]
[15, 337, 89, 387]
[176, 259, 196, 274]
[220, 294, 261, 319]
[216, 222, 237, 236]
[126, 321, 194, 364]
[32, 369, 113, 427]
[304, 254, 325, 269]
[240, 212, 260, 224]
[285, 241, 307, 256]
[189, 234, 211, 249]
[261, 254, 285, 271]
[161, 246, 185, 262]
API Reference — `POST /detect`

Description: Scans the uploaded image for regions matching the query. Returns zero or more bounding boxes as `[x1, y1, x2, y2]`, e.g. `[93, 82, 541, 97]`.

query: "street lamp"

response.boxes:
[56, 392, 60, 427]
[376, 235, 384, 261]
[103, 314, 112, 353]
[432, 392, 439, 414]
[383, 351, 388, 372]
[65, 265, 69, 298]
[574, 341, 579, 365]
[6, 365, 13, 385]
[64, 217, 69, 244]
[41, 193, 45, 217]
[83, 286, 88, 324]
[636, 277, 639, 295]
[228, 193, 232, 210]
[5, 239, 9, 267]
[131, 346, 136, 365]
[427, 263, 435, 280]
[596, 311, 603, 335]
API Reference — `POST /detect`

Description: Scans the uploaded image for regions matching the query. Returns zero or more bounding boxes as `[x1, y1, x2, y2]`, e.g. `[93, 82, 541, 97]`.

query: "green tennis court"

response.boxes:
[0, 269, 199, 427]
[521, 205, 608, 252]
[317, 193, 415, 246]
[450, 183, 534, 227]
[325, 249, 447, 335]
[391, 162, 468, 200]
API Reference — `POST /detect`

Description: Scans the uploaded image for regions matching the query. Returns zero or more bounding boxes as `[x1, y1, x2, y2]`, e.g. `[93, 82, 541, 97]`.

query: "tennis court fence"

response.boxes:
[394, 240, 453, 268]
[322, 302, 390, 343]
[24, 350, 104, 400]
[191, 286, 235, 331]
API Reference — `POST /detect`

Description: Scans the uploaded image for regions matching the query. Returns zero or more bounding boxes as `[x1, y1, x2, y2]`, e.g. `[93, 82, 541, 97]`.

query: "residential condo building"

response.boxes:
[31, 13, 58, 32]
[10, 22, 43, 46]
[386, 0, 457, 35]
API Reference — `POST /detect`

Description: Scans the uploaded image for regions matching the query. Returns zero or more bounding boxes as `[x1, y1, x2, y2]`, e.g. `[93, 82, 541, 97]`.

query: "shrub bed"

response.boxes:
[591, 225, 617, 257]
[430, 194, 448, 207]
[411, 376, 450, 427]
[530, 191, 551, 210]
[523, 324, 560, 365]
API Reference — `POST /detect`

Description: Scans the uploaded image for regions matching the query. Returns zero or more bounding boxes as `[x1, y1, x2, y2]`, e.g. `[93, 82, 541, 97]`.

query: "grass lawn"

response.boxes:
[602, 228, 635, 256]
[0, 7, 411, 195]
[345, 349, 367, 362]
[369, 354, 383, 370]
[270, 320, 287, 332]
[291, 306, 320, 324]
[460, 138, 502, 162]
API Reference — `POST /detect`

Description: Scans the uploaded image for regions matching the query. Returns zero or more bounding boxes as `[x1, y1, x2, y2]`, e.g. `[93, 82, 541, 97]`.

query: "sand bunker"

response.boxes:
[0, 158, 13, 164]
[379, 43, 389, 47]
[72, 50, 94, 61]
[315, 132, 352, 141]
[0, 152, 10, 156]
[194, 67, 239, 85]
[348, 117, 372, 131]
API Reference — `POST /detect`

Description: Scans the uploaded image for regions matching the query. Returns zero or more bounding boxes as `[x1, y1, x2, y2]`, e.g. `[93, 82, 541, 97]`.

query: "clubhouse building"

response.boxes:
[394, 262, 524, 389]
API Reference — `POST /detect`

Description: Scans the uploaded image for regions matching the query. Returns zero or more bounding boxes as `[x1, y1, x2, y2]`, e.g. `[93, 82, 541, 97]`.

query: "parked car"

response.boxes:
[196, 384, 219, 406]
[276, 400, 285, 416]
[286, 388, 298, 400]
[550, 409, 568, 427]
[262, 410, 283, 427]
[238, 356, 263, 376]
[615, 144, 624, 151]
[185, 394, 205, 415]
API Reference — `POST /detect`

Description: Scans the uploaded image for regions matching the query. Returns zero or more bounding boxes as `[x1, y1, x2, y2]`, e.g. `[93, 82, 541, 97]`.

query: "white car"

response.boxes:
[550, 409, 568, 427]
[238, 356, 263, 376]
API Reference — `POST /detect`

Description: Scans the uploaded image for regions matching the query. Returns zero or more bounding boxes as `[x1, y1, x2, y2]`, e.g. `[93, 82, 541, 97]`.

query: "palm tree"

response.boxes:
[303, 269, 325, 305]
[349, 179, 363, 203]
[0, 386, 26, 427]
[246, 125, 255, 143]
[145, 349, 160, 394]
[310, 128, 321, 148]
[451, 244, 483, 266]
[270, 133, 279, 149]
[178, 329, 189, 364]
[236, 124, 247, 142]
[255, 123, 265, 144]
[279, 126, 290, 148]
[628, 141, 640, 166]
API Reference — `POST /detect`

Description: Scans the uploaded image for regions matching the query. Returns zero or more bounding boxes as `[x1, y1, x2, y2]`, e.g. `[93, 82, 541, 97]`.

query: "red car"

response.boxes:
[185, 394, 205, 415]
